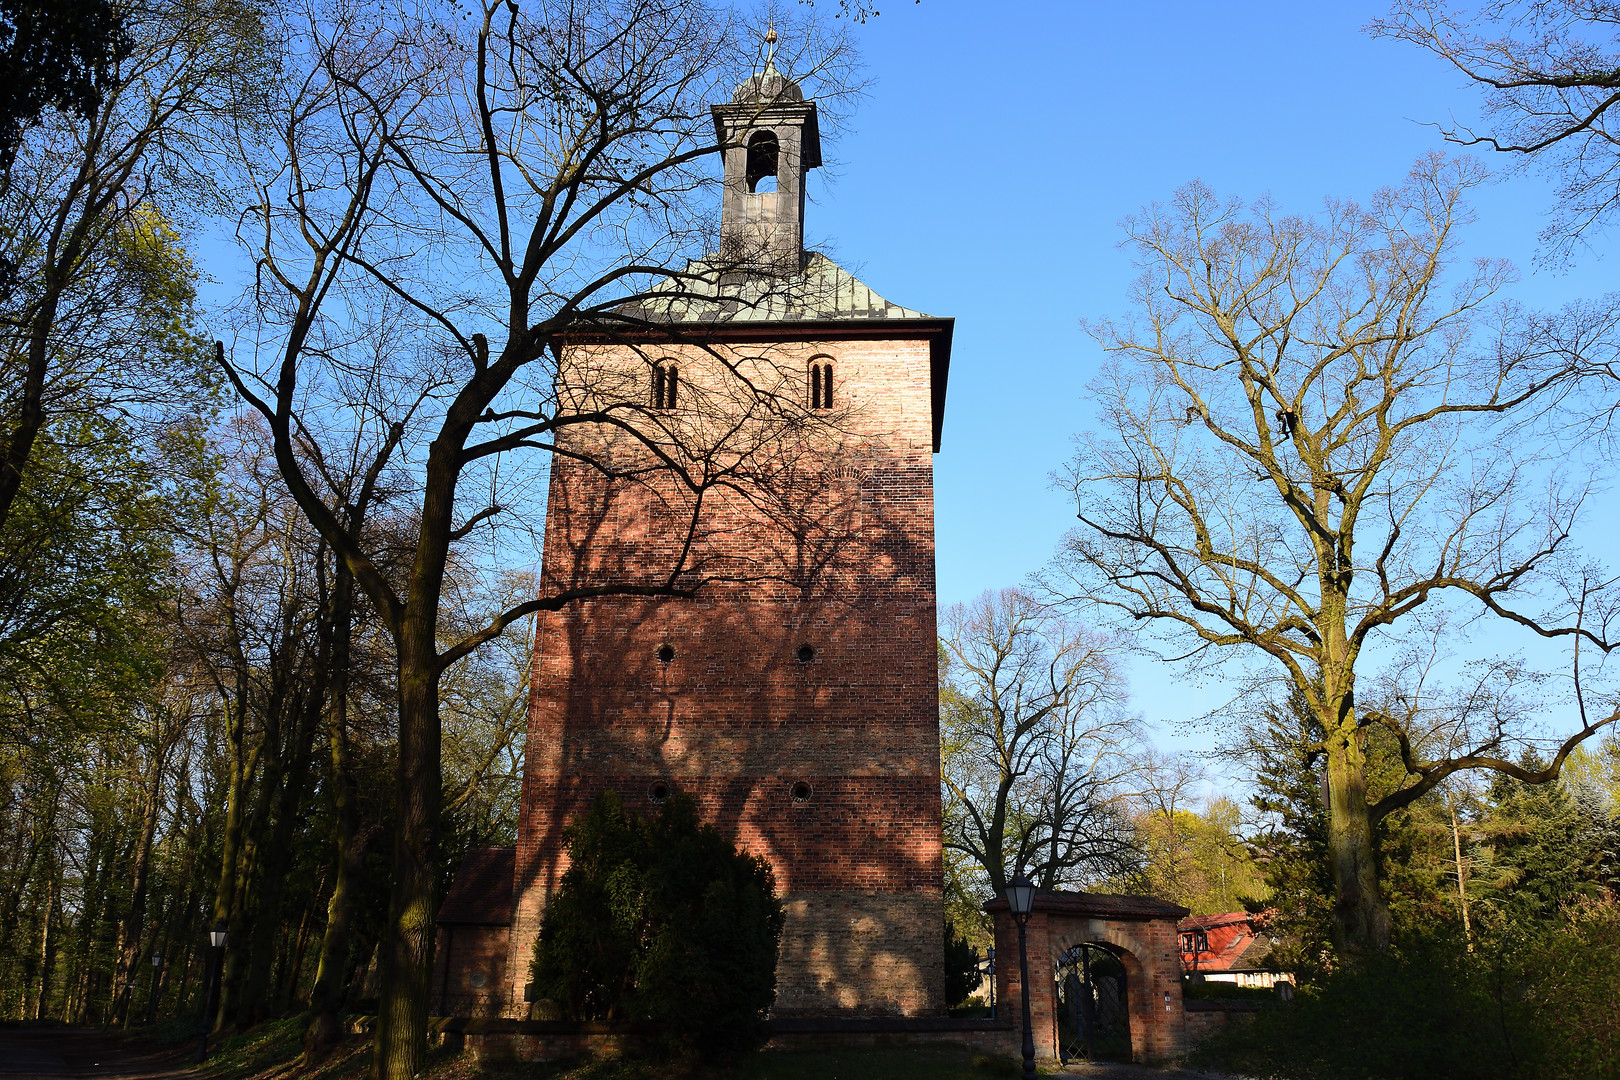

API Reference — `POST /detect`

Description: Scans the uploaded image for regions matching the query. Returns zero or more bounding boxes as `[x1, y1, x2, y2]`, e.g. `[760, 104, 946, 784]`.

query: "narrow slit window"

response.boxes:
[746, 130, 779, 193]
[809, 360, 833, 410]
[651, 360, 678, 409]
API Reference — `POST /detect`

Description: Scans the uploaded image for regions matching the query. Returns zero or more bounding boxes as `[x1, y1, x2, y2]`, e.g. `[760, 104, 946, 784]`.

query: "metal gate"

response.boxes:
[1054, 943, 1131, 1063]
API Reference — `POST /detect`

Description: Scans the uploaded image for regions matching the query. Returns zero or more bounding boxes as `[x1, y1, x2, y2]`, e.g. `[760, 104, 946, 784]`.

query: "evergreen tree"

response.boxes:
[530, 792, 784, 1059]
[1479, 758, 1615, 927]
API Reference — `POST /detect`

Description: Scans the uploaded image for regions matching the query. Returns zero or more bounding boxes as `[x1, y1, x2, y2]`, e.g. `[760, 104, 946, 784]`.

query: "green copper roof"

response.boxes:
[617, 252, 937, 325]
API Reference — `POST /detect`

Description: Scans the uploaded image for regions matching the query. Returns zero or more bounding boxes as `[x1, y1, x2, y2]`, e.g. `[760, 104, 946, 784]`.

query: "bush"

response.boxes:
[1191, 905, 1620, 1080]
[1181, 979, 1275, 1001]
[944, 919, 982, 1008]
[530, 791, 785, 1059]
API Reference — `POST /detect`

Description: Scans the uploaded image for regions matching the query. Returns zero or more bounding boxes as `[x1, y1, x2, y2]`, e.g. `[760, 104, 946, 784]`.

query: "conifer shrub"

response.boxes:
[529, 791, 785, 1059]
[943, 919, 982, 1008]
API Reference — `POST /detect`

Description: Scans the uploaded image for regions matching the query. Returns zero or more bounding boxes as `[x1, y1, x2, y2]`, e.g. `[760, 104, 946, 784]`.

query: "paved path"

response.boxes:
[1053, 1061, 1239, 1079]
[0, 1031, 192, 1080]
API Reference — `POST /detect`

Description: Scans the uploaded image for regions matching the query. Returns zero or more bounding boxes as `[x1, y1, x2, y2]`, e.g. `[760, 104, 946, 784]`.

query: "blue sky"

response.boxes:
[798, 0, 1620, 751]
[195, 2, 1618, 767]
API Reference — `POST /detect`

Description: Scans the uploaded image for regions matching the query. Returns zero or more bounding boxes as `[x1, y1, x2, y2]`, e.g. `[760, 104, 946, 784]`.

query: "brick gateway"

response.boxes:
[987, 890, 1192, 1066]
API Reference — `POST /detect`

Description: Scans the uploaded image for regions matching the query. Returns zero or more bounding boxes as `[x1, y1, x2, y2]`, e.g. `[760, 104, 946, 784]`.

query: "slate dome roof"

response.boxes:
[733, 68, 803, 103]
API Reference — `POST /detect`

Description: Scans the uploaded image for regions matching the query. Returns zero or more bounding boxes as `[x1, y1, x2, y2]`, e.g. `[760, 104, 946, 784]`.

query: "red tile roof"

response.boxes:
[1178, 911, 1274, 973]
[437, 846, 515, 926]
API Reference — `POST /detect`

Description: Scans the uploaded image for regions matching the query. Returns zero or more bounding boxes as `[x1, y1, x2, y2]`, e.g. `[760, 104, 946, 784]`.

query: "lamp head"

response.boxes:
[1004, 872, 1037, 917]
[209, 921, 228, 948]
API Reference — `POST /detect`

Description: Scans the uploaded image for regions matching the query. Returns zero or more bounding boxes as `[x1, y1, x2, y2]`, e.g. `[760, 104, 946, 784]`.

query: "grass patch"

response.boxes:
[122, 1014, 374, 1080]
[732, 1046, 1017, 1080]
[197, 1017, 312, 1077]
[447, 1046, 1020, 1080]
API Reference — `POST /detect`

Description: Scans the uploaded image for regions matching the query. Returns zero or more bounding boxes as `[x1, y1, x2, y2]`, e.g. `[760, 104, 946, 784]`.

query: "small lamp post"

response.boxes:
[194, 921, 228, 1063]
[145, 952, 162, 1025]
[985, 946, 996, 1018]
[1004, 873, 1038, 1080]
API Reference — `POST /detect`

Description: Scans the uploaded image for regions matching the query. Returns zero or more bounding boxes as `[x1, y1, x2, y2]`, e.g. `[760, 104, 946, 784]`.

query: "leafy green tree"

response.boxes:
[530, 792, 784, 1059]
[1128, 797, 1269, 917]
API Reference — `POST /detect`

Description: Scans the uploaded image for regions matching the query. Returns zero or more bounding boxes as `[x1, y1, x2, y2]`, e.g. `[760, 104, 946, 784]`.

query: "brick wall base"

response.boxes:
[1183, 998, 1265, 1045]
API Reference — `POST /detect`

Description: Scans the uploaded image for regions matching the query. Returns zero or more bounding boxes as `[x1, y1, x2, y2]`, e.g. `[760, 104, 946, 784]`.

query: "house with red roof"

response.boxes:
[1178, 912, 1290, 989]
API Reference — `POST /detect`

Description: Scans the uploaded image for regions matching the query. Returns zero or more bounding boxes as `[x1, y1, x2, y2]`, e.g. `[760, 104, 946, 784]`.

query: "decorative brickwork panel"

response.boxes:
[508, 335, 945, 1019]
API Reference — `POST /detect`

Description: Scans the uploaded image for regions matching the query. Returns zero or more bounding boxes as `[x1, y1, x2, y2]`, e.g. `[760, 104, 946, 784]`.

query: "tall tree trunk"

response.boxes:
[32, 864, 57, 1020]
[1447, 786, 1473, 950]
[372, 446, 457, 1080]
[374, 611, 443, 1080]
[223, 732, 280, 1029]
[238, 689, 319, 1028]
[306, 566, 362, 1058]
[1322, 676, 1391, 958]
[70, 817, 113, 1022]
[279, 879, 320, 1014]
[211, 661, 255, 1032]
[0, 256, 64, 529]
[113, 740, 167, 1024]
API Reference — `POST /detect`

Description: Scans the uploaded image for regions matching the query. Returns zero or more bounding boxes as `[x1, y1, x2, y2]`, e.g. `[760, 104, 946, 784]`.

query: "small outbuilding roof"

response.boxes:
[436, 846, 515, 927]
[984, 888, 1191, 922]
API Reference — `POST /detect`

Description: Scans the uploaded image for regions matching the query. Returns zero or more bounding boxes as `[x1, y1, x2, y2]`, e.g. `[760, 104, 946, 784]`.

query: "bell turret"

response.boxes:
[711, 33, 822, 274]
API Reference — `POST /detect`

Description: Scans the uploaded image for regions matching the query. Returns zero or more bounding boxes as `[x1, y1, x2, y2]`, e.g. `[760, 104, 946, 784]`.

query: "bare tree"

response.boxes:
[1046, 154, 1620, 958]
[1373, 0, 1620, 256]
[219, 1, 859, 1074]
[939, 588, 1139, 898]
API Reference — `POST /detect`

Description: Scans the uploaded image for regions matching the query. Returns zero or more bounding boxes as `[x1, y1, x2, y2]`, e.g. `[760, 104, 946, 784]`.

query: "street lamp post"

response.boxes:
[1004, 873, 1038, 1080]
[146, 952, 162, 1025]
[194, 922, 228, 1063]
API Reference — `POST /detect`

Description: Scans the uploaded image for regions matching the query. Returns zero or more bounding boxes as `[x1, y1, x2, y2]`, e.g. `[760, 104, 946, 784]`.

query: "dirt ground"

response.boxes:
[0, 1030, 194, 1080]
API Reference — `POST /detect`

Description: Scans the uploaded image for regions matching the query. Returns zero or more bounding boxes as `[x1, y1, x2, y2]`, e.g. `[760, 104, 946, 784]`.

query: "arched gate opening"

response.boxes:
[1054, 942, 1131, 1062]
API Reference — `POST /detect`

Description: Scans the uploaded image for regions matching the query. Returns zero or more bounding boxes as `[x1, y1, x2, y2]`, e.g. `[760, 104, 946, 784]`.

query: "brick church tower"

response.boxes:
[435, 60, 953, 1021]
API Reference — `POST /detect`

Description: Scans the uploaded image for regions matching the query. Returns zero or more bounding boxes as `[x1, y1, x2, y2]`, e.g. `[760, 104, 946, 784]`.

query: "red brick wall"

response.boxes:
[509, 335, 945, 1018]
[435, 924, 510, 1018]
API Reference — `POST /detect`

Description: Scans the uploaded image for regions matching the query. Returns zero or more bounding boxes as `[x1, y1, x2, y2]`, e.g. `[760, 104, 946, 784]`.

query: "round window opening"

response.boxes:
[656, 643, 675, 664]
[648, 780, 671, 804]
[796, 644, 815, 664]
[791, 781, 813, 804]
[468, 971, 488, 989]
